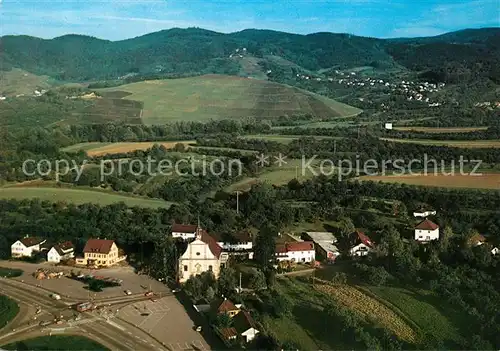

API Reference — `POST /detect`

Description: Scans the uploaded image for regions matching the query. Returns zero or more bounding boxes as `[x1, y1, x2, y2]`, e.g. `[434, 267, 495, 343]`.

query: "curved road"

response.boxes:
[0, 278, 169, 350]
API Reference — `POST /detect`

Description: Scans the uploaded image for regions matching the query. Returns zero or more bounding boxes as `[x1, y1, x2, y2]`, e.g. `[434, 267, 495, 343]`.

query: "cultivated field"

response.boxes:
[381, 138, 500, 148]
[99, 74, 361, 124]
[393, 126, 488, 133]
[315, 281, 418, 343]
[63, 141, 195, 156]
[361, 173, 500, 190]
[0, 187, 173, 208]
[365, 286, 464, 346]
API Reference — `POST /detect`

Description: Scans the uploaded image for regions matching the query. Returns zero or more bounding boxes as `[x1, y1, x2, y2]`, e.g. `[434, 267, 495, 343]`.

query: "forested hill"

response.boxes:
[0, 27, 499, 82]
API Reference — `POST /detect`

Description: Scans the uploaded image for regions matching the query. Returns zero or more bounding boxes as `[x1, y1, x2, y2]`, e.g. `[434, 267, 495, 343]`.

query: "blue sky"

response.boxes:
[0, 0, 498, 40]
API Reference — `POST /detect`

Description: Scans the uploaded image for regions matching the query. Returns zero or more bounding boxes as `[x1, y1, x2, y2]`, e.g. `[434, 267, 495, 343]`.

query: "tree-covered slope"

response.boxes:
[0, 27, 499, 82]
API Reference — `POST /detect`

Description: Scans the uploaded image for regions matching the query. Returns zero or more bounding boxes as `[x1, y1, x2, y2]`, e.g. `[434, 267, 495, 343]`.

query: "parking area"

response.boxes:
[118, 296, 210, 350]
[0, 261, 169, 299]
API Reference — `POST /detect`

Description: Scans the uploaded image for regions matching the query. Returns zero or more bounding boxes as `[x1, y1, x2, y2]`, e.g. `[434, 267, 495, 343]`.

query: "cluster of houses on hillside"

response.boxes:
[10, 236, 126, 268]
[11, 209, 499, 277]
[294, 71, 445, 108]
[211, 298, 260, 344]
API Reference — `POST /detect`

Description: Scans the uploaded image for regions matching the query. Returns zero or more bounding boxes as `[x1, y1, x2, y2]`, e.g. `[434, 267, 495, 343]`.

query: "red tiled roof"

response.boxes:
[199, 230, 222, 259]
[171, 224, 198, 233]
[20, 237, 45, 247]
[214, 298, 239, 314]
[275, 241, 314, 254]
[415, 219, 439, 231]
[275, 244, 287, 254]
[286, 241, 314, 252]
[219, 327, 238, 340]
[83, 239, 115, 254]
[349, 231, 374, 248]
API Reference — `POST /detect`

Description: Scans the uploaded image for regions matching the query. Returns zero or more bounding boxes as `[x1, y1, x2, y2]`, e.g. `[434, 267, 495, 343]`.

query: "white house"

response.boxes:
[415, 219, 440, 242]
[491, 247, 499, 255]
[214, 232, 253, 251]
[47, 241, 75, 263]
[413, 209, 437, 218]
[348, 231, 374, 257]
[275, 242, 315, 263]
[178, 227, 224, 283]
[171, 223, 198, 240]
[384, 123, 393, 130]
[11, 236, 46, 258]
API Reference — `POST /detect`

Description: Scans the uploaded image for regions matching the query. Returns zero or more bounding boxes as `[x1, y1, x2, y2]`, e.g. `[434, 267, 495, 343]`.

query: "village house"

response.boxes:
[178, 226, 225, 283]
[348, 231, 374, 256]
[275, 241, 315, 263]
[171, 223, 198, 240]
[222, 311, 259, 343]
[415, 219, 440, 242]
[214, 231, 253, 251]
[212, 298, 260, 343]
[413, 209, 437, 218]
[11, 236, 47, 258]
[467, 233, 486, 247]
[47, 241, 75, 263]
[76, 239, 125, 267]
[303, 232, 340, 263]
[211, 298, 241, 318]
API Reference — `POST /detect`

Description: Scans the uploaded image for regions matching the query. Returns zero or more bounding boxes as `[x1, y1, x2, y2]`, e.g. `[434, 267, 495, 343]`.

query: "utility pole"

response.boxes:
[235, 191, 240, 214]
[239, 272, 242, 293]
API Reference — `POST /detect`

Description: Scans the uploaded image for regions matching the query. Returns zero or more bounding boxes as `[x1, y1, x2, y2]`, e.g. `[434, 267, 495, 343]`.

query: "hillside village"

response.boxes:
[7, 205, 500, 347]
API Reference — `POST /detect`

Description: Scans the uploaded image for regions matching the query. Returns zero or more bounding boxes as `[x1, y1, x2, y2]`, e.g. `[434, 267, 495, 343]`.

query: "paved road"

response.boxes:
[0, 278, 169, 350]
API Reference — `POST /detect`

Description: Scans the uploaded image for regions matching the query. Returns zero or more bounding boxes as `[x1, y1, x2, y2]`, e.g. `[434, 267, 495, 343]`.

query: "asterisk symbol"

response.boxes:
[255, 153, 270, 167]
[273, 153, 288, 167]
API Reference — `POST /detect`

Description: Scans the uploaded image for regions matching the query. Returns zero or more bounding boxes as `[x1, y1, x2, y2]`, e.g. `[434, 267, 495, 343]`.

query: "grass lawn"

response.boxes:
[1, 336, 108, 350]
[0, 267, 23, 278]
[0, 187, 173, 208]
[224, 158, 323, 192]
[0, 295, 19, 328]
[364, 286, 465, 347]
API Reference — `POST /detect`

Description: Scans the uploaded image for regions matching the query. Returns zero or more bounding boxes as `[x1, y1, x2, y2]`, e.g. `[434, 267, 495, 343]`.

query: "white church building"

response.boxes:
[178, 226, 225, 283]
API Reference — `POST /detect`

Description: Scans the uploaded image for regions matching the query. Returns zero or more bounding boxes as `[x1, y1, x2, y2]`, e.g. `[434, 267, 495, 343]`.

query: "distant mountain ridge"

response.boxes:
[0, 27, 499, 82]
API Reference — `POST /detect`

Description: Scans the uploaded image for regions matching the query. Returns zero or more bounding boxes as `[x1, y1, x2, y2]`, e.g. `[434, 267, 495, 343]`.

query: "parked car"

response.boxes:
[196, 326, 202, 332]
[144, 291, 153, 297]
[50, 294, 61, 300]
[124, 290, 132, 295]
[171, 288, 180, 293]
